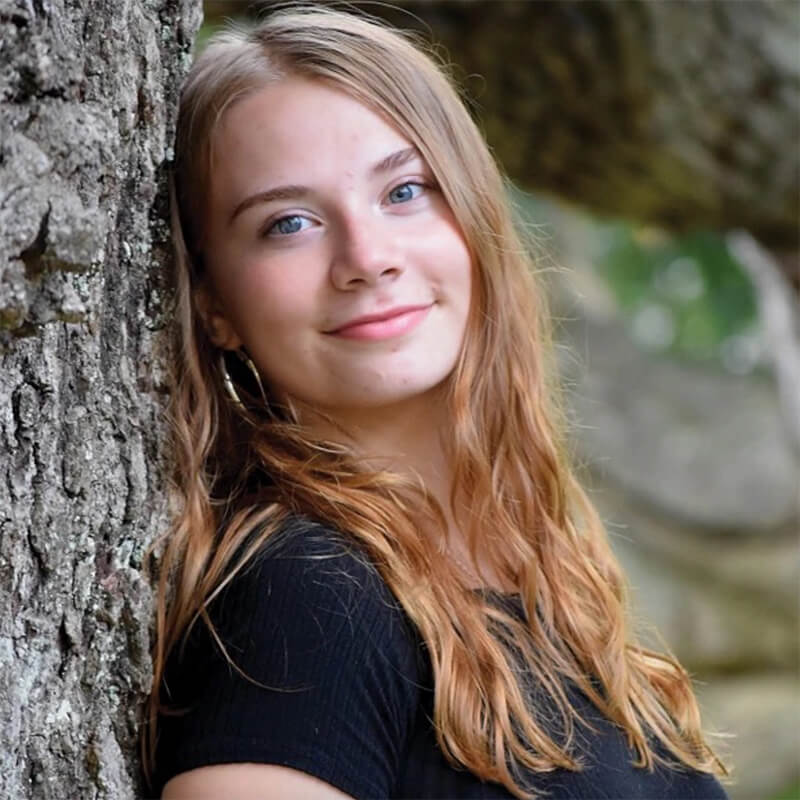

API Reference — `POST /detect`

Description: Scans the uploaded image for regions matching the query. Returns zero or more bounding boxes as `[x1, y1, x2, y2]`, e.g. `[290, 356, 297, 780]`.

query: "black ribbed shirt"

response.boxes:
[153, 519, 728, 799]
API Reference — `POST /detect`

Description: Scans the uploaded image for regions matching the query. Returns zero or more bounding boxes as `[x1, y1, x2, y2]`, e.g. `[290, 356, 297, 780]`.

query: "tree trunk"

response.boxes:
[0, 0, 200, 797]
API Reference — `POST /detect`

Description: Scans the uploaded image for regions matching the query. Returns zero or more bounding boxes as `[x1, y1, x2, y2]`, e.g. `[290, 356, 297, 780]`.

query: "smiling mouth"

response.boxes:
[327, 304, 433, 341]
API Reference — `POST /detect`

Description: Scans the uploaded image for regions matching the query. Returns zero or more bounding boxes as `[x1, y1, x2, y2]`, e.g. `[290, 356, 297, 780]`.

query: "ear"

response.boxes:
[194, 284, 243, 351]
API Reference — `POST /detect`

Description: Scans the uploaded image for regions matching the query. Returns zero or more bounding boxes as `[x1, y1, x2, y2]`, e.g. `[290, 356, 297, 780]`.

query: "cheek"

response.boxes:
[229, 261, 321, 335]
[443, 237, 474, 311]
[420, 226, 472, 282]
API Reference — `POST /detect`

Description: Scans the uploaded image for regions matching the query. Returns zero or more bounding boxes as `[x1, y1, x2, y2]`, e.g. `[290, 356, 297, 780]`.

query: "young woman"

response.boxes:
[144, 7, 729, 799]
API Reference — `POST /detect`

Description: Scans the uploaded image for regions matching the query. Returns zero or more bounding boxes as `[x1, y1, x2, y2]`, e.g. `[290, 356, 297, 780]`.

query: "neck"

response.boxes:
[298, 389, 513, 592]
[304, 387, 453, 501]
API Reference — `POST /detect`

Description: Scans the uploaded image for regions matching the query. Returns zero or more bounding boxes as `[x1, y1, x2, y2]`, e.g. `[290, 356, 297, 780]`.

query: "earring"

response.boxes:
[238, 350, 268, 405]
[219, 350, 267, 406]
[219, 353, 242, 405]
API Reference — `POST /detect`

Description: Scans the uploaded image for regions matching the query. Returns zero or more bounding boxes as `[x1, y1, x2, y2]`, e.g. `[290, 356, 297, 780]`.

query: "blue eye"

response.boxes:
[388, 182, 424, 204]
[266, 215, 311, 236]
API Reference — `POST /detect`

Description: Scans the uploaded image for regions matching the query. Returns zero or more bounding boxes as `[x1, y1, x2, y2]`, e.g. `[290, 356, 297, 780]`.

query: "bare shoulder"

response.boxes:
[162, 762, 354, 799]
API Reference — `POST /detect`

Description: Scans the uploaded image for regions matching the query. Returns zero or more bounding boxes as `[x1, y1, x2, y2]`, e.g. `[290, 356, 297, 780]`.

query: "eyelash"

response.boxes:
[387, 180, 427, 204]
[264, 215, 312, 237]
[262, 180, 431, 238]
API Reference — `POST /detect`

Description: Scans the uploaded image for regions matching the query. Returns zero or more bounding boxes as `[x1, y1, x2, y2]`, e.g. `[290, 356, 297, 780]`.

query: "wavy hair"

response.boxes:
[143, 6, 725, 796]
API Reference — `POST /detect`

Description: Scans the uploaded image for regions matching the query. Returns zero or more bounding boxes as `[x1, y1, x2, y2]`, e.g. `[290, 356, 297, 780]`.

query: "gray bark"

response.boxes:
[0, 0, 200, 797]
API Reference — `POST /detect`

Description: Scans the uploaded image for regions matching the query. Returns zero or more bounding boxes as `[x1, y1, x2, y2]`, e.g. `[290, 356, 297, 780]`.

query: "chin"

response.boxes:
[317, 374, 453, 415]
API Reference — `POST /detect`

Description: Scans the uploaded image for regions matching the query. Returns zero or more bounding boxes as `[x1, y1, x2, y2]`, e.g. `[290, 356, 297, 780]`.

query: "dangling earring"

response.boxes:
[219, 350, 268, 406]
[219, 353, 242, 405]
[238, 349, 268, 405]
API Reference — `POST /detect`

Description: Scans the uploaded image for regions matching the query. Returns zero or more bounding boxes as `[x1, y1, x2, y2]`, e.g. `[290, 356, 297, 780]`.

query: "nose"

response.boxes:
[329, 212, 404, 290]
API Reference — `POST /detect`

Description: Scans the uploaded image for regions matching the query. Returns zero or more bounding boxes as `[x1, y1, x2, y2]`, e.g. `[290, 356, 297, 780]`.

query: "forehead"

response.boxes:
[211, 77, 414, 188]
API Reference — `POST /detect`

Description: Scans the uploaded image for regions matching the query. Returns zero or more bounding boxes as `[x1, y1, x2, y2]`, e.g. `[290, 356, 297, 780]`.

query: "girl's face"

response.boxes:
[199, 76, 472, 426]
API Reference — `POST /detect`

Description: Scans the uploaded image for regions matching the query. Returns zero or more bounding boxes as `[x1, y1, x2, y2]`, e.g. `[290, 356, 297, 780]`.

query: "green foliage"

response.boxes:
[512, 187, 761, 373]
[769, 780, 800, 800]
[595, 224, 758, 366]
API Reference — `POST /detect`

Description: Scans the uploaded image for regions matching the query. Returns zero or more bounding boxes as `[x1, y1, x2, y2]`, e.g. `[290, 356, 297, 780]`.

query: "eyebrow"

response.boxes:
[229, 146, 422, 224]
[370, 146, 420, 177]
[229, 184, 310, 224]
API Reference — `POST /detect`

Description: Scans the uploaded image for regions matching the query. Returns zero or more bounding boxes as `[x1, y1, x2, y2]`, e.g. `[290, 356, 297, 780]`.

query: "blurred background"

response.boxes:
[203, 3, 800, 798]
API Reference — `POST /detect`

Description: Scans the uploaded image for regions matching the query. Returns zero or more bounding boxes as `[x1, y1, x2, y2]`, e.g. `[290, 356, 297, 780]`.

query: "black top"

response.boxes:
[153, 519, 728, 799]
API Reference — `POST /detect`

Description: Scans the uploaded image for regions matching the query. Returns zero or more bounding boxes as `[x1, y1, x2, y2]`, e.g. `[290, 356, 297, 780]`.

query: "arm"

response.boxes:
[163, 763, 354, 799]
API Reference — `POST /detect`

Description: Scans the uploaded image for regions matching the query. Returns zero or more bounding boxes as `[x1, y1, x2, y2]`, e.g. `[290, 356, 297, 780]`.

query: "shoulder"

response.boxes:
[217, 517, 411, 653]
[246, 515, 389, 599]
[190, 516, 423, 691]
[156, 517, 424, 799]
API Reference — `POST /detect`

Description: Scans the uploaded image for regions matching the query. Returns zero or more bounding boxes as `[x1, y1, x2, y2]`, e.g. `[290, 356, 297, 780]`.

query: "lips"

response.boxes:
[326, 303, 433, 341]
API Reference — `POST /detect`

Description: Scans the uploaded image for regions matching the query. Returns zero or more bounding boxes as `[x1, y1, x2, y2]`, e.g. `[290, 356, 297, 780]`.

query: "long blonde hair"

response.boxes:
[143, 6, 725, 796]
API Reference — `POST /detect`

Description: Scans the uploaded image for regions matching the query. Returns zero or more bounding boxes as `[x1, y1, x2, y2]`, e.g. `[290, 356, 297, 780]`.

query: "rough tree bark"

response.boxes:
[0, 0, 200, 797]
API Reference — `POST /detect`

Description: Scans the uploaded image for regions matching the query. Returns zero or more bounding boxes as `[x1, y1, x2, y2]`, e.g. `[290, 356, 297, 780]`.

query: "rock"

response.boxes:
[698, 674, 800, 800]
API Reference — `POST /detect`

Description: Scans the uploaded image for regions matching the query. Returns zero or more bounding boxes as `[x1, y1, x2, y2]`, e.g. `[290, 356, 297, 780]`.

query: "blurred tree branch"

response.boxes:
[207, 0, 799, 286]
[727, 232, 800, 457]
